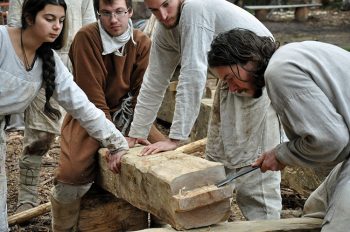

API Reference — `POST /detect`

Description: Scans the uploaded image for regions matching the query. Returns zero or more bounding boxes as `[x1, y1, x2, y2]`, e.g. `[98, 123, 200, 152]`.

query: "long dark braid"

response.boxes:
[21, 0, 67, 120]
[37, 43, 61, 120]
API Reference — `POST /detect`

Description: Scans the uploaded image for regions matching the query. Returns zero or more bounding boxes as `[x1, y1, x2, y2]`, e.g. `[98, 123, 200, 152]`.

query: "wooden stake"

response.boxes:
[8, 202, 51, 225]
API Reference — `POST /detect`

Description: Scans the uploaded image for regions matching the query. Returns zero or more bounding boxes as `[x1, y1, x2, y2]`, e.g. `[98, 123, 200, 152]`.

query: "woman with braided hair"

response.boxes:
[7, 0, 96, 215]
[0, 0, 128, 230]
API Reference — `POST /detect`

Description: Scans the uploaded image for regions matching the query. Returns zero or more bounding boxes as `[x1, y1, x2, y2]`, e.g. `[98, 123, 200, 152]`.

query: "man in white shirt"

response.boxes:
[127, 0, 283, 220]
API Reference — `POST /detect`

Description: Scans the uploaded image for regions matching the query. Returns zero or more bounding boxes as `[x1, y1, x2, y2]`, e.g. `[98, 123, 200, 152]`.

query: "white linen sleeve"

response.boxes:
[128, 27, 180, 139]
[168, 18, 214, 140]
[266, 61, 349, 168]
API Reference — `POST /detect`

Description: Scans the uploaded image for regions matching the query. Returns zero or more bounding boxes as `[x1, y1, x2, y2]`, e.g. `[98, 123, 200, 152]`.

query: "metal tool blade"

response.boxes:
[216, 166, 259, 187]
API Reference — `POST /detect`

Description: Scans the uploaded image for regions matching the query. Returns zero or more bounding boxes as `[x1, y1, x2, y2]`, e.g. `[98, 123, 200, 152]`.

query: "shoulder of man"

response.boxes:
[132, 29, 151, 47]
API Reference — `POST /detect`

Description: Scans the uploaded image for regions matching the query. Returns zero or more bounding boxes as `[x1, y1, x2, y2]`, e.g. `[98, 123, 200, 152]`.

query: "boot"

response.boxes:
[16, 155, 42, 213]
[17, 128, 55, 212]
[50, 194, 81, 232]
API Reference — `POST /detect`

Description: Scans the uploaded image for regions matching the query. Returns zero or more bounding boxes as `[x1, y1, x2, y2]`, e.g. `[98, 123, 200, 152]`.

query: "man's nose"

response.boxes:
[159, 7, 168, 21]
[110, 13, 120, 22]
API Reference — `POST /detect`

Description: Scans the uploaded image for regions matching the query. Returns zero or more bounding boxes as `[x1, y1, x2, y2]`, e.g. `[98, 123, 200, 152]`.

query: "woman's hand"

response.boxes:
[106, 149, 128, 174]
[139, 139, 180, 156]
[126, 136, 151, 148]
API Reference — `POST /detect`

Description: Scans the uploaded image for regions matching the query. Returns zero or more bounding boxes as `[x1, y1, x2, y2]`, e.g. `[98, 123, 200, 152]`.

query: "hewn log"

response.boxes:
[157, 79, 216, 124]
[157, 82, 177, 123]
[281, 167, 328, 197]
[190, 98, 213, 142]
[78, 186, 148, 231]
[8, 202, 51, 225]
[138, 217, 323, 232]
[97, 146, 232, 230]
[175, 138, 207, 154]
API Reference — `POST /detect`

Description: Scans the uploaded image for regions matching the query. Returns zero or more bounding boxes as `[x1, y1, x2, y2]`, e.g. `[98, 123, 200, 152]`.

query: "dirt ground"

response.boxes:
[264, 8, 350, 48]
[5, 7, 350, 232]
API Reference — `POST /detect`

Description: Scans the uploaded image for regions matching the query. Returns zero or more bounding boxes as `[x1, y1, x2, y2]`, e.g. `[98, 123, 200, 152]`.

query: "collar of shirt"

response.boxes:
[98, 19, 136, 56]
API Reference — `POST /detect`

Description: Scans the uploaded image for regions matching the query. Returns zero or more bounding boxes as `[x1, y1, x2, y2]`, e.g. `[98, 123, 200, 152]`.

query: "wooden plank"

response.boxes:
[96, 146, 232, 230]
[244, 3, 321, 10]
[137, 217, 323, 232]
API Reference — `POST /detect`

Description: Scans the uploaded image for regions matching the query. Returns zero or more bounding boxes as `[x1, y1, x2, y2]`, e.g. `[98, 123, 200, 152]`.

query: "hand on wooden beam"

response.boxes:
[139, 138, 180, 156]
[106, 149, 128, 174]
[125, 136, 151, 148]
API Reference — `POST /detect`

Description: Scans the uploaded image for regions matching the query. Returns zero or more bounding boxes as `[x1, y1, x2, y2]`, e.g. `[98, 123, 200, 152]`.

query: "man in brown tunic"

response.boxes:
[50, 0, 165, 230]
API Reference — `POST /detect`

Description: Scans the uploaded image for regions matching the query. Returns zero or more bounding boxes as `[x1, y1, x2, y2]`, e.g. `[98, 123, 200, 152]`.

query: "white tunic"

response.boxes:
[0, 26, 128, 150]
[129, 0, 272, 140]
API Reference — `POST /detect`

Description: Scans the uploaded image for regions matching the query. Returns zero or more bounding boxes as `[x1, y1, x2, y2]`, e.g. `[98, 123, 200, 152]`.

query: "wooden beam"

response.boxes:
[97, 146, 232, 230]
[137, 217, 322, 232]
[244, 4, 321, 21]
[244, 4, 322, 10]
[190, 98, 213, 142]
[175, 138, 207, 154]
[8, 202, 51, 226]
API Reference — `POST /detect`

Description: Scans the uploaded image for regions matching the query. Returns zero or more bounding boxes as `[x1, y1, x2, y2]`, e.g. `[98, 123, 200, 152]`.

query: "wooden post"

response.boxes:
[295, 7, 309, 22]
[255, 9, 270, 21]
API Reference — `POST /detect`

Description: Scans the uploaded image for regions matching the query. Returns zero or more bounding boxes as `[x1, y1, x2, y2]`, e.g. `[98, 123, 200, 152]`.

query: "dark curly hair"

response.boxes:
[21, 0, 67, 120]
[208, 28, 279, 97]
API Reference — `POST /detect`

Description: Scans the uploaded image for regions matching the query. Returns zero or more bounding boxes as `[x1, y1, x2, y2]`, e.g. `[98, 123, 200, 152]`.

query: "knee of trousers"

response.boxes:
[23, 131, 55, 156]
[51, 181, 92, 204]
